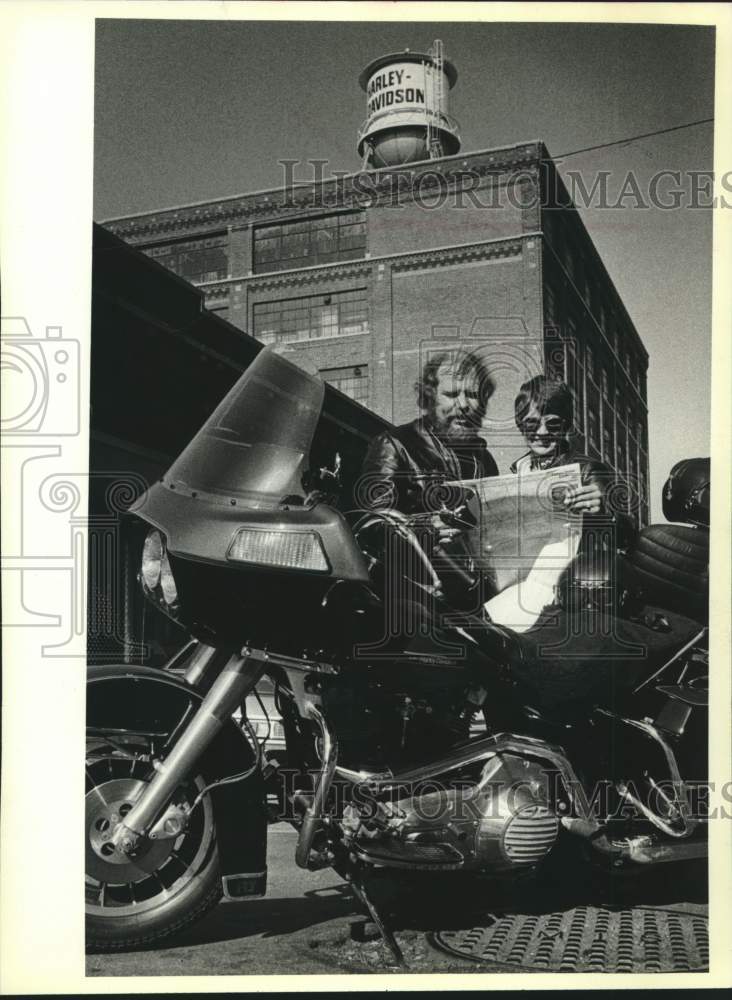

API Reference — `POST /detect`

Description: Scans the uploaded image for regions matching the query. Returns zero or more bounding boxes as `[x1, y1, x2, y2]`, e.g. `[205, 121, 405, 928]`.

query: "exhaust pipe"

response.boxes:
[562, 818, 707, 865]
[335, 732, 592, 820]
[295, 703, 338, 869]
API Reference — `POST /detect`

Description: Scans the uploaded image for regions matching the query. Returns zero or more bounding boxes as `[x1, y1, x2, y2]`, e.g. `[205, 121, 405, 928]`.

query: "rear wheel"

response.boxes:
[85, 735, 221, 951]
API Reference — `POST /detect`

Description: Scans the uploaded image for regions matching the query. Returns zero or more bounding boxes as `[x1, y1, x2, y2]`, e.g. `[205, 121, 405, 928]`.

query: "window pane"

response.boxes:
[253, 289, 368, 345]
[253, 212, 367, 273]
[321, 365, 369, 405]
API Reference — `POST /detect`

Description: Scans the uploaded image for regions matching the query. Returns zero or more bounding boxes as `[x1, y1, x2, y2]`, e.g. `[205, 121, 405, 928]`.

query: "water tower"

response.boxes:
[357, 40, 461, 169]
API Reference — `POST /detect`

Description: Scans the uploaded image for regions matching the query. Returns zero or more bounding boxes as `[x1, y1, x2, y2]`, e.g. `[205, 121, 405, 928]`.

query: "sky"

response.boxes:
[93, 19, 715, 520]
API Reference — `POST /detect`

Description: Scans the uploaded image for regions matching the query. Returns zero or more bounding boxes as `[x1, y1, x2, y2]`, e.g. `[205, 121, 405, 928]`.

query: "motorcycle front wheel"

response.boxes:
[85, 735, 221, 951]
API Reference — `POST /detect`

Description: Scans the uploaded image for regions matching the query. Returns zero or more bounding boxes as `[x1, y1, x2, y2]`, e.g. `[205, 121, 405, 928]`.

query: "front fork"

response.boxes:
[110, 646, 267, 854]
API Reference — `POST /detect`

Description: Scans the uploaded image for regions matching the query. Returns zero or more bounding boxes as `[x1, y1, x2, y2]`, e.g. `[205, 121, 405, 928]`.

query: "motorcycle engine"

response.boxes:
[322, 670, 473, 770]
[344, 754, 560, 873]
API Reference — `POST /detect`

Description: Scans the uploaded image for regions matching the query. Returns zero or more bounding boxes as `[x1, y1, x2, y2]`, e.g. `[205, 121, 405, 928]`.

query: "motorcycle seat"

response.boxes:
[621, 522, 708, 623]
[487, 605, 704, 721]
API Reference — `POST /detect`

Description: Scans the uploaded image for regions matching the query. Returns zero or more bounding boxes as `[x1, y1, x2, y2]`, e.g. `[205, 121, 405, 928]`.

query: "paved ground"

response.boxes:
[87, 824, 708, 978]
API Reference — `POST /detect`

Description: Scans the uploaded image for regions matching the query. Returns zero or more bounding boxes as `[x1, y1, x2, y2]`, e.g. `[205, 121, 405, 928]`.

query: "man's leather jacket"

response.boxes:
[358, 417, 498, 514]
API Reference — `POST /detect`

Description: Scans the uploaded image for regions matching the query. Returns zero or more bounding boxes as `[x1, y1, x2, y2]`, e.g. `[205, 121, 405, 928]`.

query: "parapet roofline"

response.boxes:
[98, 139, 548, 226]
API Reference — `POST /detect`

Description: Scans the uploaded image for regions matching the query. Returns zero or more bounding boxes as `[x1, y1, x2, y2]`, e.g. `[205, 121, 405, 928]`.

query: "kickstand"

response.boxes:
[350, 877, 407, 969]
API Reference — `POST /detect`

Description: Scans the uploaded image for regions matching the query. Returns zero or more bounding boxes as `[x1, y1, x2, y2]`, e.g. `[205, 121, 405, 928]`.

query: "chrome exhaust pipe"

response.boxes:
[586, 831, 707, 865]
[295, 703, 339, 869]
[335, 732, 592, 822]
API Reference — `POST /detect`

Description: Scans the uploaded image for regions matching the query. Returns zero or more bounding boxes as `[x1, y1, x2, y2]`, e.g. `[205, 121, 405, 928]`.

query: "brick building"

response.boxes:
[102, 140, 650, 525]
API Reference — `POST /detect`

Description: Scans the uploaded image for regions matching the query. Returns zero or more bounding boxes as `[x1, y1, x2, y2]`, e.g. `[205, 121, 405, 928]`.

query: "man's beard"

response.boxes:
[427, 409, 483, 442]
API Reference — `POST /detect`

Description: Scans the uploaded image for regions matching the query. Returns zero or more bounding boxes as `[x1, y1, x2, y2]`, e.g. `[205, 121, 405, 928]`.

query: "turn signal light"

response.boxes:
[227, 527, 329, 573]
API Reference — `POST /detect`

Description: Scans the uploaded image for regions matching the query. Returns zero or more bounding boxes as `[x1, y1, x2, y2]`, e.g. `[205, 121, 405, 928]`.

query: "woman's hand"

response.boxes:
[563, 482, 604, 514]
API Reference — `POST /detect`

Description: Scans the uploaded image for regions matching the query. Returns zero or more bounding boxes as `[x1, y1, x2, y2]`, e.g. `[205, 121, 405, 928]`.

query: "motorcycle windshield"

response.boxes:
[165, 348, 324, 507]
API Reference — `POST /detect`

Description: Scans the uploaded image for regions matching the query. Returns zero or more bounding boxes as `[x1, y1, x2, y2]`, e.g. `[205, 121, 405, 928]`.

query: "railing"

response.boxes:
[358, 108, 461, 144]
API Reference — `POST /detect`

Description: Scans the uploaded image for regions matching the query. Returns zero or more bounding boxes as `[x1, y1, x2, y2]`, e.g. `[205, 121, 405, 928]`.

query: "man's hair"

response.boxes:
[514, 374, 573, 429]
[415, 349, 496, 411]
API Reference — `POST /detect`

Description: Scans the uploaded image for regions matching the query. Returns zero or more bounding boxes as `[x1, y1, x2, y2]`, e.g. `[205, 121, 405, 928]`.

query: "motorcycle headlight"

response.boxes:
[227, 527, 329, 573]
[140, 528, 179, 610]
[160, 551, 178, 606]
[141, 529, 163, 589]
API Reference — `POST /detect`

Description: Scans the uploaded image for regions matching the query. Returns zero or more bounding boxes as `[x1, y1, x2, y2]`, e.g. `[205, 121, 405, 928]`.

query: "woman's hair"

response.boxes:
[514, 374, 573, 429]
[415, 350, 496, 411]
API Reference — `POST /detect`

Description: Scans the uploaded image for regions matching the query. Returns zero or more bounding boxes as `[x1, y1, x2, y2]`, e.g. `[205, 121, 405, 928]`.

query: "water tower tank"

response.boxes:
[357, 44, 460, 169]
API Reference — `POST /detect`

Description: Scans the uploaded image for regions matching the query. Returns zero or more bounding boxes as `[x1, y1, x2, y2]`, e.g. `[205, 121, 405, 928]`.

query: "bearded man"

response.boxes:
[358, 349, 498, 530]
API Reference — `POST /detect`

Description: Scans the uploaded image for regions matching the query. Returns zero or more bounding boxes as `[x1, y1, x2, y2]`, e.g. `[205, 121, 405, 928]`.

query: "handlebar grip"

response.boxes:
[434, 544, 478, 591]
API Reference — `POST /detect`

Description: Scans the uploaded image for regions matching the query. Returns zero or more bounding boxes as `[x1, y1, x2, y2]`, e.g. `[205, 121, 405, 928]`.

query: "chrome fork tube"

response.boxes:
[183, 642, 231, 689]
[295, 704, 339, 869]
[111, 649, 267, 851]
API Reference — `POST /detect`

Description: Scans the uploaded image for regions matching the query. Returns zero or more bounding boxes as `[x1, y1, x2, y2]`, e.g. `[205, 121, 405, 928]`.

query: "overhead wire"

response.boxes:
[554, 118, 714, 160]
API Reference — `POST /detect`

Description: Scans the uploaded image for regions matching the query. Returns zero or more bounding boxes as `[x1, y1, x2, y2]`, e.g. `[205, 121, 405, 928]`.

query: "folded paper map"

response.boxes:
[447, 464, 584, 626]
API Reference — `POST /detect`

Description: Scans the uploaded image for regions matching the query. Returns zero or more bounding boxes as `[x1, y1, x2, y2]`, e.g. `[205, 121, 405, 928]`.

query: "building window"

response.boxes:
[586, 384, 600, 454]
[146, 233, 228, 283]
[639, 368, 647, 403]
[585, 343, 595, 383]
[598, 300, 606, 330]
[587, 406, 599, 454]
[561, 241, 575, 281]
[602, 427, 613, 465]
[601, 366, 610, 401]
[253, 212, 367, 273]
[569, 386, 583, 435]
[320, 365, 369, 406]
[253, 289, 368, 345]
[602, 405, 614, 466]
[566, 342, 584, 435]
[638, 419, 647, 452]
[616, 433, 627, 475]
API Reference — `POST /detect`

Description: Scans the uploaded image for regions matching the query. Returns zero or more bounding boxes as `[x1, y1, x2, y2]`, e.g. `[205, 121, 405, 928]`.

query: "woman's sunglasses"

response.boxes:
[520, 415, 565, 435]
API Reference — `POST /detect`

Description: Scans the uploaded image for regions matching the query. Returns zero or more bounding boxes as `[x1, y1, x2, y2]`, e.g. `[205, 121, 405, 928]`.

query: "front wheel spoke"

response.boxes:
[167, 850, 191, 876]
[151, 871, 170, 899]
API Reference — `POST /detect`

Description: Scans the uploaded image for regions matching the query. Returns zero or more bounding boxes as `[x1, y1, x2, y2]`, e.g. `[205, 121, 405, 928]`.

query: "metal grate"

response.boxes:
[431, 906, 708, 973]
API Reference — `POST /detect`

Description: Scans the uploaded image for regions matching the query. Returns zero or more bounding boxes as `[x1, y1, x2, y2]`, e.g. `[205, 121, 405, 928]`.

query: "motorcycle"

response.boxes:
[86, 347, 709, 965]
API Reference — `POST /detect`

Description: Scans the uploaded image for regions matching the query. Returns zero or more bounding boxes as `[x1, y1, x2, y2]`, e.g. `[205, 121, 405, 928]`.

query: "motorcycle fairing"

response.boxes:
[132, 485, 369, 583]
[87, 664, 267, 881]
[130, 346, 370, 586]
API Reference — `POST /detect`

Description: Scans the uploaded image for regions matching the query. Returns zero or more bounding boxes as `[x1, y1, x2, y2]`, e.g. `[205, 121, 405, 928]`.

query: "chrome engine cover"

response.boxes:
[347, 754, 560, 872]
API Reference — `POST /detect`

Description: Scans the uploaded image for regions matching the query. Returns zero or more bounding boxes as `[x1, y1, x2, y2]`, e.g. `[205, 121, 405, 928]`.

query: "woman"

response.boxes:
[511, 375, 608, 513]
[483, 376, 615, 631]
